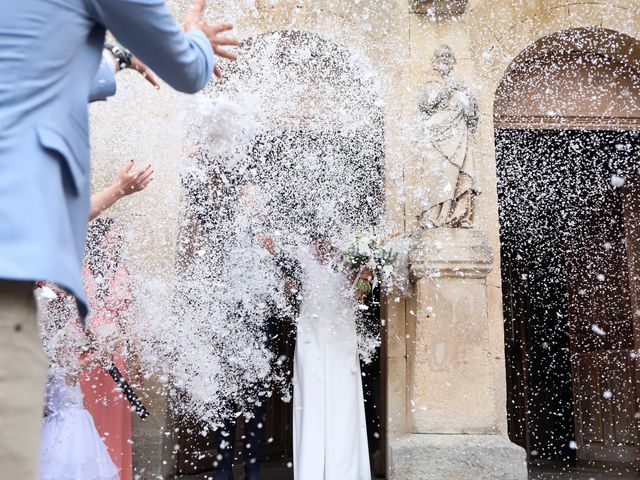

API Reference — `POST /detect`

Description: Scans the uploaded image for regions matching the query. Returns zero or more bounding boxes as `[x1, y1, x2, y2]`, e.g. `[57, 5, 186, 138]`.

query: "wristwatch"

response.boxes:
[104, 42, 133, 71]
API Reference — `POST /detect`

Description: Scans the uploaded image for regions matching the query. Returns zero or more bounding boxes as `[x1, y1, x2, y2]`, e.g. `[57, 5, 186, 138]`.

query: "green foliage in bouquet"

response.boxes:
[342, 237, 397, 273]
[342, 236, 398, 295]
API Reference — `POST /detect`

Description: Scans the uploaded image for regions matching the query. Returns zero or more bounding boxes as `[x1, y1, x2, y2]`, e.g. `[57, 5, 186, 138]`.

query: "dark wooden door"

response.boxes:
[175, 329, 295, 475]
[564, 180, 640, 469]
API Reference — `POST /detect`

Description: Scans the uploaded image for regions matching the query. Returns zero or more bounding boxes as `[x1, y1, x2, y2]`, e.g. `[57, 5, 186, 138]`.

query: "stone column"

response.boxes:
[388, 228, 527, 480]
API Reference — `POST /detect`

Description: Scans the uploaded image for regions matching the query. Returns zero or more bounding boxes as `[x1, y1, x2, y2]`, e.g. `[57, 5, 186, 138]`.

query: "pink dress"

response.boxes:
[79, 264, 133, 480]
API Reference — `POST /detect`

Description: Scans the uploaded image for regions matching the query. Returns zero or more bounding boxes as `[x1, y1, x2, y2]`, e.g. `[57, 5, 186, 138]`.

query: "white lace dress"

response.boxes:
[39, 370, 120, 480]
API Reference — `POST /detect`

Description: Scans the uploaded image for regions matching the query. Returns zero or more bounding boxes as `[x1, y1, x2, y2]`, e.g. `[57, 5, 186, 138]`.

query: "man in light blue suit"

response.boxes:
[0, 1, 237, 477]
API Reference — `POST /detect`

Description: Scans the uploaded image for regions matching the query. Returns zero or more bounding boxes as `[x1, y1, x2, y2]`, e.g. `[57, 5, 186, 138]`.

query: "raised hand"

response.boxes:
[184, 0, 239, 78]
[88, 161, 154, 221]
[115, 160, 154, 196]
[258, 235, 277, 255]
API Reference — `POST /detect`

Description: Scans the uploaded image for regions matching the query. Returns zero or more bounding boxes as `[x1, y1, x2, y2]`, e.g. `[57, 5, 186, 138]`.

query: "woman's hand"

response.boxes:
[89, 161, 154, 220]
[359, 266, 375, 283]
[353, 267, 375, 303]
[258, 235, 277, 255]
[114, 160, 154, 197]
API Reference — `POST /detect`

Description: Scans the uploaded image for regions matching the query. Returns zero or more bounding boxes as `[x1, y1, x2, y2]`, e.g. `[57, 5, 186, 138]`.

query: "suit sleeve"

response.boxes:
[89, 56, 117, 102]
[88, 0, 215, 94]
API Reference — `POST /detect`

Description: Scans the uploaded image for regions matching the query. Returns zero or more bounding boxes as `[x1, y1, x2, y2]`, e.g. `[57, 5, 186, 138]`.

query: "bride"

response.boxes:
[293, 234, 371, 480]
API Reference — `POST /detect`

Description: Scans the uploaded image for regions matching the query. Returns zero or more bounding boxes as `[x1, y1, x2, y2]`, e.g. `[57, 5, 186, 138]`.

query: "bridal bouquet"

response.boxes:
[342, 233, 398, 295]
[342, 232, 412, 296]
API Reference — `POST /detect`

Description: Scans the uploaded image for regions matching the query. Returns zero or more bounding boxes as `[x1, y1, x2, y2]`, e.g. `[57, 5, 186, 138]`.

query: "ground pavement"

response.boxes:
[175, 464, 639, 480]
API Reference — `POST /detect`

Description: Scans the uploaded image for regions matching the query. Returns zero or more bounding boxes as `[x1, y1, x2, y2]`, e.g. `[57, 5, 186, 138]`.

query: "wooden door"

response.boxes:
[565, 183, 640, 469]
[175, 327, 296, 475]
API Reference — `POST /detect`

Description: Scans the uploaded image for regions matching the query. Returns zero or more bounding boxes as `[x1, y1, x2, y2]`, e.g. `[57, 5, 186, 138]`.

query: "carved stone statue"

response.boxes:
[418, 45, 479, 229]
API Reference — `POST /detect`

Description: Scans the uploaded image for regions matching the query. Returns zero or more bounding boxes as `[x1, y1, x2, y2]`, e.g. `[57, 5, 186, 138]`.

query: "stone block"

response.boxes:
[388, 433, 527, 480]
[410, 0, 468, 18]
[407, 229, 503, 433]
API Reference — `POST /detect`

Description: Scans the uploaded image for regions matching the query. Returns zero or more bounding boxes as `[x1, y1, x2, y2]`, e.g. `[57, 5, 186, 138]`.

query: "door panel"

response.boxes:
[565, 175, 640, 468]
[572, 350, 639, 465]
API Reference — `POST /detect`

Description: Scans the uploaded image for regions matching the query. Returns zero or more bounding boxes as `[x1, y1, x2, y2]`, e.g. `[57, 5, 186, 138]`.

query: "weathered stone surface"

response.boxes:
[132, 384, 175, 479]
[410, 0, 468, 17]
[410, 228, 493, 279]
[388, 434, 528, 480]
[407, 228, 501, 433]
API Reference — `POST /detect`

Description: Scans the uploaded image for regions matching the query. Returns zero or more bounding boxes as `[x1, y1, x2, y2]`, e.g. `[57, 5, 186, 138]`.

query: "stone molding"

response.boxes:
[409, 228, 493, 280]
[410, 0, 468, 17]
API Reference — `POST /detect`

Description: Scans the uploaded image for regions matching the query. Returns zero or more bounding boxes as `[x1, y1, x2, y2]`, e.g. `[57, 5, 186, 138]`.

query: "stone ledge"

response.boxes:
[410, 0, 468, 17]
[410, 228, 494, 279]
[388, 433, 527, 480]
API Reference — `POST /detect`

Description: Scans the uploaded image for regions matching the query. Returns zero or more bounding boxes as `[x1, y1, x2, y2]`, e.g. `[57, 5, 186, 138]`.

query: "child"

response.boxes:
[37, 286, 121, 480]
[39, 366, 120, 480]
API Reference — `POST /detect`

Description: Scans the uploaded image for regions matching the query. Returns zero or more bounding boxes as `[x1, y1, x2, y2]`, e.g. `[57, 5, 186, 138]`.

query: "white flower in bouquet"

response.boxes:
[355, 236, 374, 256]
[381, 264, 394, 277]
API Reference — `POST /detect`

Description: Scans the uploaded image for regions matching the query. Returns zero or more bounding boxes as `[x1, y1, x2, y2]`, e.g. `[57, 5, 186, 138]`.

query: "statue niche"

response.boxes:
[418, 45, 479, 229]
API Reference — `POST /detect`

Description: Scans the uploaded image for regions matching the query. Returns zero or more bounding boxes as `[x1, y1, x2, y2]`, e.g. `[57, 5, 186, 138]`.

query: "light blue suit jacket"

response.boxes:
[0, 0, 215, 316]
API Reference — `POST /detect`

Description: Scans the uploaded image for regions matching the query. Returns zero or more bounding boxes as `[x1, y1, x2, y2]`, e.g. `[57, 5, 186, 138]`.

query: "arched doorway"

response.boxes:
[174, 30, 386, 478]
[495, 28, 640, 475]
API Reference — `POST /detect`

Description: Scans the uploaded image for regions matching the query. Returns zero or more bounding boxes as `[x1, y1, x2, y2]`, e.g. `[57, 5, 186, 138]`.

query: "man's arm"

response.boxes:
[87, 0, 236, 94]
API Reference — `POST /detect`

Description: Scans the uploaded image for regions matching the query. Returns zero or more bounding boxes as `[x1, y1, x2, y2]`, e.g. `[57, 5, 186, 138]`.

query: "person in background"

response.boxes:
[209, 184, 300, 480]
[39, 336, 122, 480]
[38, 163, 152, 480]
[85, 164, 151, 480]
[0, 1, 238, 477]
[81, 218, 136, 480]
[213, 234, 301, 480]
[37, 288, 123, 480]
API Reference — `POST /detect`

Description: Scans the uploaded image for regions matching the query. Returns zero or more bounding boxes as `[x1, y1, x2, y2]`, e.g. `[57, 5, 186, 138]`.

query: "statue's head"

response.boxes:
[432, 45, 456, 77]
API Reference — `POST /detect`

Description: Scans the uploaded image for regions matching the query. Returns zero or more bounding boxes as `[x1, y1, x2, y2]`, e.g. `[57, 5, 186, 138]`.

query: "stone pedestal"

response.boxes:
[388, 228, 526, 479]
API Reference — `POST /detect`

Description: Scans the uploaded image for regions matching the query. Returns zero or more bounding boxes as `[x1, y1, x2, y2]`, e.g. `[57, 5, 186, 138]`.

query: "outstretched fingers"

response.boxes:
[120, 160, 135, 175]
[213, 46, 238, 61]
[137, 168, 154, 184]
[214, 36, 240, 46]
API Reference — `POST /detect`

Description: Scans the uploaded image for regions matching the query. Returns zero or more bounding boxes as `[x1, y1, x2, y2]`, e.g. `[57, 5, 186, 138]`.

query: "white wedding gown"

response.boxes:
[293, 248, 371, 480]
[39, 370, 120, 480]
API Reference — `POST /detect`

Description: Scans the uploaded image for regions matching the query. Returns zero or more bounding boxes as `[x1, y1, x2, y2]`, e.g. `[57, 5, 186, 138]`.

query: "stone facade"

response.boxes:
[88, 1, 640, 478]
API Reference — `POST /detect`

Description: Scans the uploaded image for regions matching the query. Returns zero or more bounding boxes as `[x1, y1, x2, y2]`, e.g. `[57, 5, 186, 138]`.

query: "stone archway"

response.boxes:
[494, 28, 640, 130]
[494, 27, 640, 473]
[469, 1, 640, 95]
